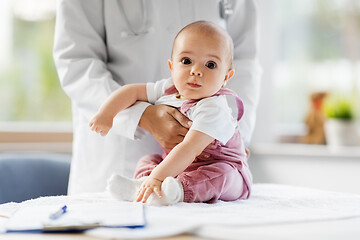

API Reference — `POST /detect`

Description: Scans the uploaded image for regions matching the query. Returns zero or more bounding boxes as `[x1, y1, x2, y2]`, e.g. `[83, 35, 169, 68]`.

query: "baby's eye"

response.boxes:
[206, 61, 217, 69]
[181, 58, 192, 65]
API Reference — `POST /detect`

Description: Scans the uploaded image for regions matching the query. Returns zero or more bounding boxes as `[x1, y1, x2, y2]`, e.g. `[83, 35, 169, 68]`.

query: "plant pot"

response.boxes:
[325, 119, 359, 146]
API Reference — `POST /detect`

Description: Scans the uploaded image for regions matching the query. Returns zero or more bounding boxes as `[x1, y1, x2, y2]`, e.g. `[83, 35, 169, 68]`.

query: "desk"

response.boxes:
[1, 184, 359, 240]
[0, 216, 207, 240]
[2, 216, 360, 240]
[0, 234, 204, 240]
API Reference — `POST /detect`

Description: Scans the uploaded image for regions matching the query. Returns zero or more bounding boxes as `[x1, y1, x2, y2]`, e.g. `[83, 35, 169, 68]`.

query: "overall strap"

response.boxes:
[164, 85, 178, 95]
[212, 88, 244, 121]
[179, 99, 199, 116]
[163, 85, 244, 122]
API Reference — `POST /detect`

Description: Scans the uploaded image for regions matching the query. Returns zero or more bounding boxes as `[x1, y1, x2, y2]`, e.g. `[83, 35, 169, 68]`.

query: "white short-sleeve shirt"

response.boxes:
[147, 78, 237, 145]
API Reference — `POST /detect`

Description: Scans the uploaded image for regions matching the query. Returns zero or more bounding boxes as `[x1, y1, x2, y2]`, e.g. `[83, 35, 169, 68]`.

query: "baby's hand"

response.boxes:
[136, 177, 163, 203]
[89, 113, 113, 136]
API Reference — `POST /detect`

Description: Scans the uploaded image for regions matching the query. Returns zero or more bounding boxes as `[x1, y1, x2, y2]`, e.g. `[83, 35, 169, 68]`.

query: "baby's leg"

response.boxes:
[178, 162, 246, 203]
[146, 177, 184, 206]
[107, 154, 162, 201]
[134, 154, 163, 179]
[109, 154, 184, 205]
[108, 174, 184, 205]
[107, 174, 146, 201]
[135, 154, 184, 205]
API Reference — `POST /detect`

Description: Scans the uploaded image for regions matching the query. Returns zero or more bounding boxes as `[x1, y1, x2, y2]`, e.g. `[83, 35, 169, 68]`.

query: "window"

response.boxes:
[259, 0, 360, 139]
[0, 0, 71, 152]
[0, 0, 71, 122]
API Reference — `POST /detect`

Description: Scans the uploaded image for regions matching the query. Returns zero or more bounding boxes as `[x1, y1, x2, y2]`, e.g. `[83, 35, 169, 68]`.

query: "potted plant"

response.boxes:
[324, 95, 359, 146]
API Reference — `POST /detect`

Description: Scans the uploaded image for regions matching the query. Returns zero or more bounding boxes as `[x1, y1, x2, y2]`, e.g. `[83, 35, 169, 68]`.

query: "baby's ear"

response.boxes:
[223, 69, 235, 87]
[226, 69, 235, 80]
[168, 59, 173, 71]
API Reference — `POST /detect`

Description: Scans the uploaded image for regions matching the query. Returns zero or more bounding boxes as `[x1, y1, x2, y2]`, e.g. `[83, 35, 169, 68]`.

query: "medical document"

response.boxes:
[5, 202, 145, 232]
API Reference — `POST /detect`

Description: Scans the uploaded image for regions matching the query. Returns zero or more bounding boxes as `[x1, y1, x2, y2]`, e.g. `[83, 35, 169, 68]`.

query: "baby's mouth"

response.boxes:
[187, 83, 201, 88]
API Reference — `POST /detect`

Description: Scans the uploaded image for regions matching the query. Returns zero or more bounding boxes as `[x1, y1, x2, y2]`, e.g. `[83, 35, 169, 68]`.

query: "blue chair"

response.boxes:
[0, 153, 71, 204]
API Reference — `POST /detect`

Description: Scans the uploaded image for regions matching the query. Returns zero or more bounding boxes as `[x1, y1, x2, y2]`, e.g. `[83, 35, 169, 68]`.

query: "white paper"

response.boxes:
[5, 202, 145, 232]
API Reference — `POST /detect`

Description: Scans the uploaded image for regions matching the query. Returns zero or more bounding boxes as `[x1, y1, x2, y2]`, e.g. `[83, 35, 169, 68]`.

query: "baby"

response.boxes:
[90, 20, 252, 205]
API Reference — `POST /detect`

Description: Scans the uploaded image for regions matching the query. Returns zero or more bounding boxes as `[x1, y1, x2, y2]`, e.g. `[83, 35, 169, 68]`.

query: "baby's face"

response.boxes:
[168, 29, 233, 100]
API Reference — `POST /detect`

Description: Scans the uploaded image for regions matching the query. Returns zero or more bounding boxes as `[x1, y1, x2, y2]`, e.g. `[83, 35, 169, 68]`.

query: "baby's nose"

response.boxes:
[190, 66, 203, 77]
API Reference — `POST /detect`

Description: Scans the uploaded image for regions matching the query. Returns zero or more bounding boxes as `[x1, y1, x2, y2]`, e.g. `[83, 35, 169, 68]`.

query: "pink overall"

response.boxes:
[134, 87, 252, 203]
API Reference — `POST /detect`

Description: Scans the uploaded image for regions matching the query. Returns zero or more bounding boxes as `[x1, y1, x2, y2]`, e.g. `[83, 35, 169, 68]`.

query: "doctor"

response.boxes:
[53, 0, 262, 195]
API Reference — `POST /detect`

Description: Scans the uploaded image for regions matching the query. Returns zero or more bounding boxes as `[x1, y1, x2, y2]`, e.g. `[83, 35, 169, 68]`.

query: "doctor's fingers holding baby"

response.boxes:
[139, 105, 217, 155]
[139, 105, 216, 155]
[139, 104, 191, 150]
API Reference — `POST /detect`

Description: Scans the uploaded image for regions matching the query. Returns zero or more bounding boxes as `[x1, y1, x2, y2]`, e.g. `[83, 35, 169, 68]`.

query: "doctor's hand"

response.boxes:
[89, 113, 113, 136]
[139, 105, 191, 151]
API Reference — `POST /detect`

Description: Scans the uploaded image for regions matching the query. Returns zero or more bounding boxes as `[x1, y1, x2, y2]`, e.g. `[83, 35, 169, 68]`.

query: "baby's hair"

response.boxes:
[171, 20, 234, 68]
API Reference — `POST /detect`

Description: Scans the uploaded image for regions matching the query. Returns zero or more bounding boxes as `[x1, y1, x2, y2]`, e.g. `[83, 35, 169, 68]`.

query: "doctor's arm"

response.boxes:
[53, 0, 150, 140]
[226, 0, 262, 146]
[54, 0, 191, 147]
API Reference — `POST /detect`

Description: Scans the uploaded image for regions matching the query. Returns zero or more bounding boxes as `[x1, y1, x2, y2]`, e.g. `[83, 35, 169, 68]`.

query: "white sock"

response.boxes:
[107, 174, 146, 202]
[147, 177, 184, 206]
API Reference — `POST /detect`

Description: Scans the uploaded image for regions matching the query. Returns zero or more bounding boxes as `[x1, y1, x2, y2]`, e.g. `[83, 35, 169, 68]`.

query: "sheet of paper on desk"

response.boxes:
[5, 202, 145, 233]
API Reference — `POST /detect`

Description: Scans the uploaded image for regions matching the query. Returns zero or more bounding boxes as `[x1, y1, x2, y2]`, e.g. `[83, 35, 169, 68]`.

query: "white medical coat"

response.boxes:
[53, 0, 262, 195]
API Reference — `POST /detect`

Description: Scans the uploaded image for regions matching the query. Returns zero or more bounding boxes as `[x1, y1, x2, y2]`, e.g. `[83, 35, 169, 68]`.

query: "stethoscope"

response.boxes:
[116, 0, 148, 36]
[116, 0, 234, 36]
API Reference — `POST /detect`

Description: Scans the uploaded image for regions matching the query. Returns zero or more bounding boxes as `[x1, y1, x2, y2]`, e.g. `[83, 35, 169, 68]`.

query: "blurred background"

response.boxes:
[0, 0, 359, 194]
[0, 0, 70, 122]
[254, 0, 360, 145]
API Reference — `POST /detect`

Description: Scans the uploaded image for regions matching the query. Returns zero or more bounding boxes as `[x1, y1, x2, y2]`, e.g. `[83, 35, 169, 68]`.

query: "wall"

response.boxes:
[249, 143, 360, 194]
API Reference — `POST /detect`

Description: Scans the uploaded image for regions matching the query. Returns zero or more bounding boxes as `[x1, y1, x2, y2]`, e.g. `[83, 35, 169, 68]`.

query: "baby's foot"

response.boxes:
[107, 174, 146, 201]
[147, 177, 184, 206]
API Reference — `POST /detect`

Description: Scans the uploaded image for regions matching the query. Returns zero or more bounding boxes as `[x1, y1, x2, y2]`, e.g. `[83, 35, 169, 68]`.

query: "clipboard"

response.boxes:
[5, 202, 145, 233]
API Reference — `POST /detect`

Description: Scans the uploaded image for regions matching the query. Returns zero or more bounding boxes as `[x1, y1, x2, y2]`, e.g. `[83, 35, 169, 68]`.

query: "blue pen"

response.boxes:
[49, 205, 67, 220]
